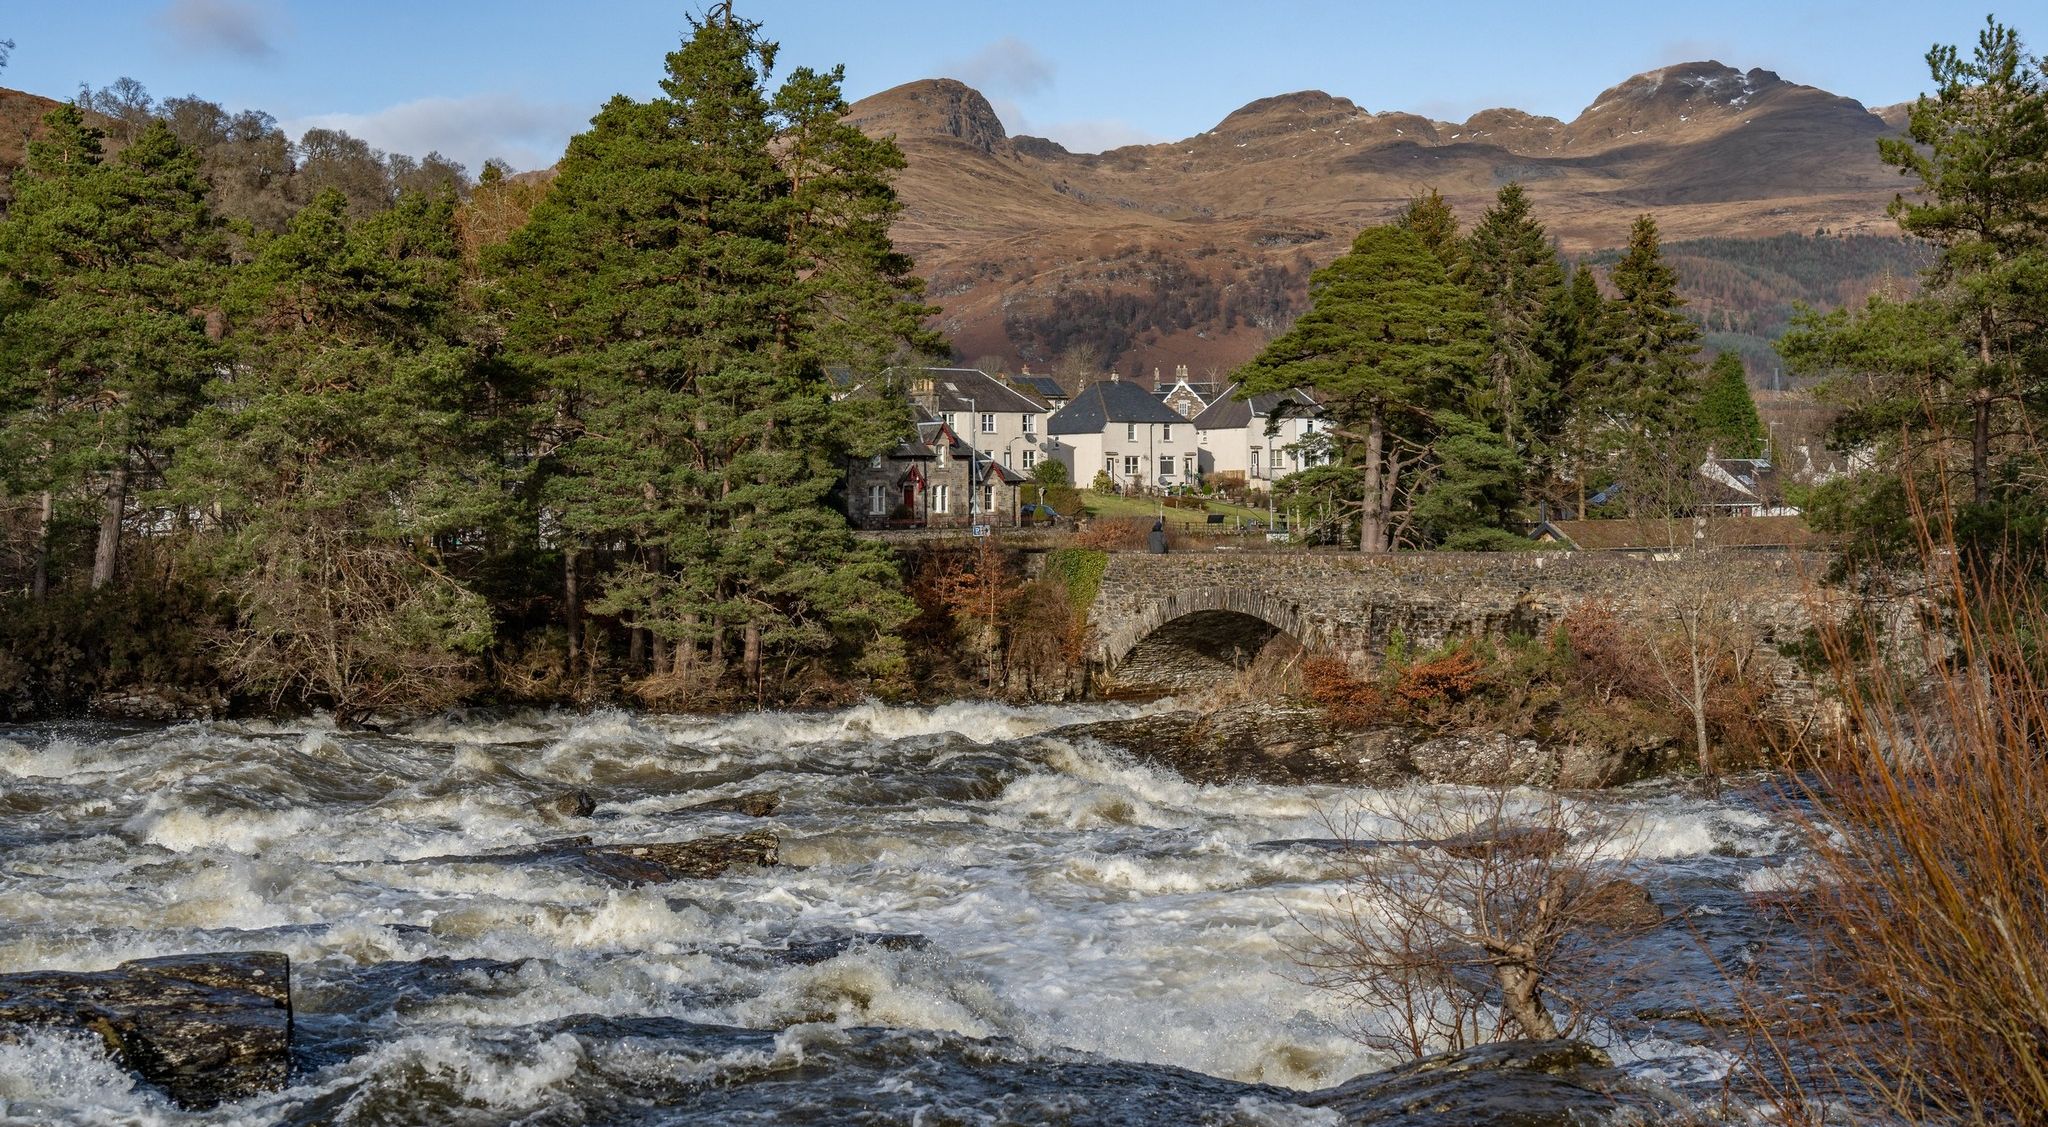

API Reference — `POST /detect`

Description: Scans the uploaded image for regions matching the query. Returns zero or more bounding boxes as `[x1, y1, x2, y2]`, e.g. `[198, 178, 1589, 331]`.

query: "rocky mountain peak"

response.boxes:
[843, 78, 1009, 156]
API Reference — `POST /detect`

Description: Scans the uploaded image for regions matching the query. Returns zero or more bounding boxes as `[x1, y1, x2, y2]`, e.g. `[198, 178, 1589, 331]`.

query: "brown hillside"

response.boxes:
[851, 62, 1914, 379]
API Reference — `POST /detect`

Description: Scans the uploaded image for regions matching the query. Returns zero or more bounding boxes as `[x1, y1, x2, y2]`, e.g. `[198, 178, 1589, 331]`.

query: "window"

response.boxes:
[980, 413, 996, 434]
[869, 454, 883, 469]
[983, 484, 995, 513]
[941, 412, 956, 428]
[1002, 451, 1012, 468]
[1162, 424, 1172, 441]
[1159, 455, 1174, 478]
[868, 484, 887, 514]
[931, 484, 950, 514]
[1022, 449, 1037, 471]
[1022, 414, 1036, 435]
[1271, 447, 1284, 469]
[1126, 423, 1137, 441]
[1124, 455, 1140, 477]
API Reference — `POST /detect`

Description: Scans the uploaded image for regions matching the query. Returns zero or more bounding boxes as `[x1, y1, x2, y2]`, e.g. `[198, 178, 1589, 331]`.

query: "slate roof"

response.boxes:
[1011, 375, 1068, 401]
[1048, 379, 1189, 434]
[899, 367, 1045, 415]
[1190, 383, 1320, 430]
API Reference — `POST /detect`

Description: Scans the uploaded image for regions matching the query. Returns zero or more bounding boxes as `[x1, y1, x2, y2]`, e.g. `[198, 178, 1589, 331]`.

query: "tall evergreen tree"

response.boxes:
[1464, 183, 1566, 456]
[163, 189, 504, 722]
[1600, 215, 1702, 438]
[0, 109, 226, 594]
[1548, 265, 1612, 517]
[1877, 17, 2047, 508]
[1396, 189, 1464, 275]
[1695, 352, 1769, 458]
[494, 10, 931, 696]
[1238, 224, 1486, 552]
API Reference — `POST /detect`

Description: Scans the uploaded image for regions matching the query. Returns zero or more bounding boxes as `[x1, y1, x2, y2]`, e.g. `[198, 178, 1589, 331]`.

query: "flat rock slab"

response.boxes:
[429, 830, 782, 886]
[1298, 1039, 1689, 1126]
[0, 951, 291, 1109]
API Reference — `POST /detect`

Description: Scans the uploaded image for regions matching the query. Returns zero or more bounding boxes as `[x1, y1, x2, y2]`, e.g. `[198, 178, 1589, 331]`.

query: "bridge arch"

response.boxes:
[1097, 586, 1319, 697]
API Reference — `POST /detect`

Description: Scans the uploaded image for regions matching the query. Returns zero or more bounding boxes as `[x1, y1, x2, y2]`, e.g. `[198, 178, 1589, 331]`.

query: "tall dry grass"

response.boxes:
[1739, 528, 2048, 1124]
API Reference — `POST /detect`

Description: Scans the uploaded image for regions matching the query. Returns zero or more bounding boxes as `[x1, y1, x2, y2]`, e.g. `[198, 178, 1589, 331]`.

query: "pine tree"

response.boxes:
[1876, 17, 2047, 508]
[1695, 352, 1768, 458]
[1238, 224, 1486, 552]
[495, 10, 929, 696]
[1397, 189, 1464, 275]
[1601, 215, 1702, 438]
[1544, 264, 1611, 517]
[163, 189, 503, 722]
[0, 109, 227, 594]
[1464, 183, 1566, 457]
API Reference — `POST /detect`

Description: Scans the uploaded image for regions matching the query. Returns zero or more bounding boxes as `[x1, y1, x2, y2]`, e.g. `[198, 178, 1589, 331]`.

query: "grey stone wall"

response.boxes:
[1090, 550, 1836, 708]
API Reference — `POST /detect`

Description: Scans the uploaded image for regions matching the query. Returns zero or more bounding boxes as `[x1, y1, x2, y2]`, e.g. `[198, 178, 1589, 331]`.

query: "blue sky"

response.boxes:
[0, 1, 2009, 172]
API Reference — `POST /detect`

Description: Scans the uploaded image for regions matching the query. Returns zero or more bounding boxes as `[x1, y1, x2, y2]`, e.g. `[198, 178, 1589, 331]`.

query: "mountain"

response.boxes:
[847, 62, 1916, 379]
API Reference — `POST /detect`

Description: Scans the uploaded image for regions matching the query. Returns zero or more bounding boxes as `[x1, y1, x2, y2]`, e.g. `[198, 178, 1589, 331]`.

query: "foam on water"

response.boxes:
[0, 703, 1805, 1122]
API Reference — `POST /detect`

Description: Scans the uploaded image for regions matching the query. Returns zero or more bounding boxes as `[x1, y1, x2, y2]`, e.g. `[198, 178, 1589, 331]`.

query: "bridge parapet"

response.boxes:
[1091, 550, 1830, 685]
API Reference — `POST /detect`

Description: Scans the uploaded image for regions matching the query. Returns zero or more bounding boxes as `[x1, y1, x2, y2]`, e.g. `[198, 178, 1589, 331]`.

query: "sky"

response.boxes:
[0, 1, 2008, 173]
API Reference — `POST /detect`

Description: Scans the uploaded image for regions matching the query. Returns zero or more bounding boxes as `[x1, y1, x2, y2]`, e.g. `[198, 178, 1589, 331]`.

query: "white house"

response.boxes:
[1046, 376, 1203, 491]
[896, 366, 1053, 478]
[1191, 383, 1324, 488]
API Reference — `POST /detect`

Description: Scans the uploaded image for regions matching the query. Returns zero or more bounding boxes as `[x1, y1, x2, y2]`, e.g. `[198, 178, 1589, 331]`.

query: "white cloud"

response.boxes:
[282, 92, 587, 176]
[157, 0, 278, 61]
[940, 35, 1054, 97]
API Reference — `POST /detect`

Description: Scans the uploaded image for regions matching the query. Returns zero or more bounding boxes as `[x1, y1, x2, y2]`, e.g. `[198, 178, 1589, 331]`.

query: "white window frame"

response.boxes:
[931, 484, 949, 515]
[1022, 414, 1036, 435]
[868, 483, 887, 514]
[1162, 424, 1172, 441]
[980, 413, 996, 434]
[1126, 423, 1137, 441]
[1158, 455, 1173, 479]
[1124, 455, 1140, 478]
[1022, 449, 1037, 470]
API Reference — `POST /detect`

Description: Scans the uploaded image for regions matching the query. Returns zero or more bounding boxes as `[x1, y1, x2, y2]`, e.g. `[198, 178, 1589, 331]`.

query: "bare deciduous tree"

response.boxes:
[1290, 789, 1659, 1059]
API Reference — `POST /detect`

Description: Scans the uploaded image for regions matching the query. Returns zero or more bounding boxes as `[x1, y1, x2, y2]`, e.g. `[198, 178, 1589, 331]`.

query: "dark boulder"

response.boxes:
[0, 951, 291, 1109]
[1578, 878, 1665, 930]
[1297, 1039, 1690, 1125]
[690, 792, 782, 818]
[567, 832, 780, 886]
[531, 789, 598, 821]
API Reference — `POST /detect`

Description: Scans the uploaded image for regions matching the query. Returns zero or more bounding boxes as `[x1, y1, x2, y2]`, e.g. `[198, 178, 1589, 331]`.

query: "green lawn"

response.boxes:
[1078, 490, 1272, 529]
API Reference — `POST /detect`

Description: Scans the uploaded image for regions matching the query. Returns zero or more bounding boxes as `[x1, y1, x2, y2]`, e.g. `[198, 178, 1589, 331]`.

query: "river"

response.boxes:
[0, 701, 1804, 1124]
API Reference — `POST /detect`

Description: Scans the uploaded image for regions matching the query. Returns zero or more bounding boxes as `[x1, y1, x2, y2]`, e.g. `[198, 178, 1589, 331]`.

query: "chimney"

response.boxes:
[1020, 363, 1031, 375]
[1110, 368, 1120, 383]
[1153, 366, 1162, 385]
[1177, 364, 1188, 382]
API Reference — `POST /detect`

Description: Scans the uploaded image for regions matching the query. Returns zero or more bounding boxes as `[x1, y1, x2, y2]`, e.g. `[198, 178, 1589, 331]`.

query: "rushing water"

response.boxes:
[0, 702, 1806, 1124]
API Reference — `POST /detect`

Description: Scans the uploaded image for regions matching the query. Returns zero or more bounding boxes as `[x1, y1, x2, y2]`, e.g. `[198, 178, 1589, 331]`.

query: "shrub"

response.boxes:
[1302, 653, 1385, 728]
[1394, 646, 1486, 706]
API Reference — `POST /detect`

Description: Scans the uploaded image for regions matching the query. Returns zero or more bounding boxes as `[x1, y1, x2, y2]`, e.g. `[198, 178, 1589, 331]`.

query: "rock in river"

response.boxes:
[0, 951, 291, 1109]
[1296, 1039, 1690, 1125]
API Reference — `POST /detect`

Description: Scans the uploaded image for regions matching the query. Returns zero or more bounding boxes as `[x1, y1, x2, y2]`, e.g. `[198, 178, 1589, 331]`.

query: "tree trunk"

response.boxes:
[1359, 404, 1387, 554]
[1974, 320, 1994, 507]
[31, 489, 52, 601]
[1689, 626, 1714, 779]
[743, 621, 762, 699]
[91, 461, 128, 591]
[564, 548, 582, 676]
[651, 633, 670, 677]
[709, 616, 726, 665]
[1496, 960, 1559, 1040]
[678, 613, 698, 682]
[627, 627, 646, 670]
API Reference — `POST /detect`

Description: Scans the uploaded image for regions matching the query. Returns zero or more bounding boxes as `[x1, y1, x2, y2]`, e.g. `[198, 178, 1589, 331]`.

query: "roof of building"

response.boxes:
[897, 366, 1045, 416]
[1533, 515, 1822, 552]
[1011, 375, 1069, 401]
[1190, 383, 1320, 431]
[1048, 378, 1190, 433]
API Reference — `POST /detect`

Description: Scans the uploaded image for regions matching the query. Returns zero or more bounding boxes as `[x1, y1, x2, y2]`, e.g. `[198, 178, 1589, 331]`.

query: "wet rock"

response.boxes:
[1404, 732, 1556, 787]
[1436, 824, 1570, 860]
[690, 792, 781, 818]
[773, 932, 929, 966]
[568, 832, 780, 886]
[0, 951, 291, 1109]
[1297, 1039, 1691, 1125]
[1579, 878, 1664, 930]
[88, 684, 224, 723]
[531, 789, 598, 821]
[1063, 706, 1379, 785]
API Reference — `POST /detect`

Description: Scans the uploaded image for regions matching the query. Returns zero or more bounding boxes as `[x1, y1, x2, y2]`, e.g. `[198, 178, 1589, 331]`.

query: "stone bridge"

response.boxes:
[1085, 550, 1828, 695]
